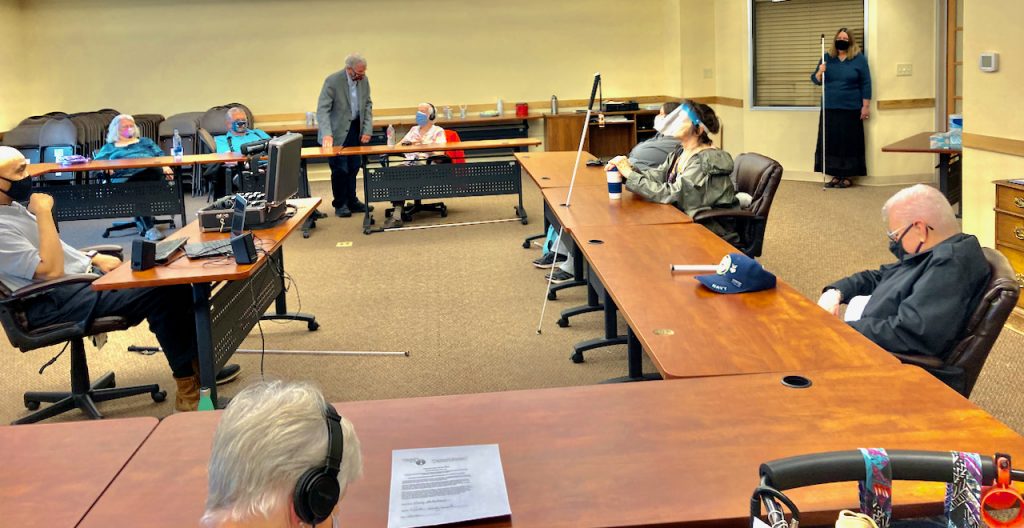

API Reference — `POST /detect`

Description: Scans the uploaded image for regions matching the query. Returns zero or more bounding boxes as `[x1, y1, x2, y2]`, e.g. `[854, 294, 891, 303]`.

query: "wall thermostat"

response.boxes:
[980, 52, 999, 72]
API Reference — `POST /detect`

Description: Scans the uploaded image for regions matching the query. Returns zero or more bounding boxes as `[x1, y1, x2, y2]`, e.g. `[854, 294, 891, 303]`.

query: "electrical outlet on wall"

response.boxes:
[896, 63, 913, 77]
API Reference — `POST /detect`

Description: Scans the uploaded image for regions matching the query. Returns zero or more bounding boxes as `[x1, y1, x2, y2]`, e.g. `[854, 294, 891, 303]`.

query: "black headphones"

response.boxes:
[293, 405, 345, 526]
[427, 103, 436, 121]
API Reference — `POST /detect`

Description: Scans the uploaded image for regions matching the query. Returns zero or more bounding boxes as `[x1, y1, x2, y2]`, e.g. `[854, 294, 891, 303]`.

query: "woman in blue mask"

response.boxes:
[811, 27, 872, 189]
[386, 103, 447, 228]
[94, 114, 174, 241]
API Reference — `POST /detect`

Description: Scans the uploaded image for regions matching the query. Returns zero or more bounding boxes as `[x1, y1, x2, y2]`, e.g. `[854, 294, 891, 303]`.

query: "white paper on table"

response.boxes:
[387, 444, 511, 528]
[844, 295, 871, 322]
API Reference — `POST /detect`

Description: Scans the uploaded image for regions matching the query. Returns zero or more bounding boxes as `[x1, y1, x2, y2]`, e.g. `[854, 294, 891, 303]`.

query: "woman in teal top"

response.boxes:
[94, 114, 174, 240]
[810, 27, 872, 189]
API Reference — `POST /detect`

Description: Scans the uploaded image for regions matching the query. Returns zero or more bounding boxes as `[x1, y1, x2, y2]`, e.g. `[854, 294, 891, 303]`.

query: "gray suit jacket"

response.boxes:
[316, 69, 373, 144]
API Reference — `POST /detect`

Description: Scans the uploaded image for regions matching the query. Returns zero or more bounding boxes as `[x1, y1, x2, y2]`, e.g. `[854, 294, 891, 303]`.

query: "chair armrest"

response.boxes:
[891, 352, 944, 369]
[6, 274, 100, 301]
[692, 208, 758, 222]
[80, 244, 124, 259]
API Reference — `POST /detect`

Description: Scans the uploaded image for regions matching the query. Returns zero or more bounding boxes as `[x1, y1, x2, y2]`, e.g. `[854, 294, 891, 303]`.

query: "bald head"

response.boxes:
[0, 146, 27, 179]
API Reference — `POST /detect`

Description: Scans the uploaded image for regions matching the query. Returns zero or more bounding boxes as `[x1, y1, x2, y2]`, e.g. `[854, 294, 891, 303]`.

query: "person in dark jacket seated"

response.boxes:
[818, 184, 990, 358]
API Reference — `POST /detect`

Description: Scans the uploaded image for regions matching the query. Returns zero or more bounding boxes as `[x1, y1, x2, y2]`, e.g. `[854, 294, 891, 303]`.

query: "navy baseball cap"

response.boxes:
[695, 253, 777, 294]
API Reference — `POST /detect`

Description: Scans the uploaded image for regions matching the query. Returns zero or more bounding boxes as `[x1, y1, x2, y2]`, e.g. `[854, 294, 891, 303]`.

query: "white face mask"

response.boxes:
[653, 114, 667, 133]
[656, 106, 686, 137]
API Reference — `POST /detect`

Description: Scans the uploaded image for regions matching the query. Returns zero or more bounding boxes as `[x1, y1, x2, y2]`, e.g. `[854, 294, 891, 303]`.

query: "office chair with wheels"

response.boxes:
[691, 152, 782, 258]
[892, 248, 1019, 397]
[0, 245, 167, 425]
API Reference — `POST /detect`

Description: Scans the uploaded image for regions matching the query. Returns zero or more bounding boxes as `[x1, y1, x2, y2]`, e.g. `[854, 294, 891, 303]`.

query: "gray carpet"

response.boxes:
[3, 175, 1023, 435]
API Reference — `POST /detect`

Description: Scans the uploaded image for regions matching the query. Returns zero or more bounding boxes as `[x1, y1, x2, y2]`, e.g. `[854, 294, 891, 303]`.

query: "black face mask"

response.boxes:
[889, 224, 925, 262]
[835, 39, 850, 51]
[1, 177, 32, 202]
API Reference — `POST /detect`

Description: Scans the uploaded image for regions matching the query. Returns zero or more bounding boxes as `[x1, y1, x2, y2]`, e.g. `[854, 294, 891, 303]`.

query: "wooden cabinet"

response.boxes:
[993, 180, 1024, 307]
[543, 110, 658, 158]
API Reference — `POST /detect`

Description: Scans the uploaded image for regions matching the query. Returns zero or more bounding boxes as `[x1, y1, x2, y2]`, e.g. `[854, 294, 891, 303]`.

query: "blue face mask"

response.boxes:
[230, 120, 248, 133]
[415, 112, 429, 127]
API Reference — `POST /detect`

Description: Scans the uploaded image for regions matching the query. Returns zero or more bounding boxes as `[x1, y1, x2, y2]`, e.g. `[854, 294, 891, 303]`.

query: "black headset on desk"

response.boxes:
[293, 404, 345, 526]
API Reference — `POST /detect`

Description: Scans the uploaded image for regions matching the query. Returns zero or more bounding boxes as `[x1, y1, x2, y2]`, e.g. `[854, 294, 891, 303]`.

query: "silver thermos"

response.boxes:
[550, 95, 558, 115]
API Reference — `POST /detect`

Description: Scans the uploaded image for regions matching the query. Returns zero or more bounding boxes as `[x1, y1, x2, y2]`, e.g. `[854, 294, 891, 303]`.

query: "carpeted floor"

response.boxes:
[3, 174, 1023, 435]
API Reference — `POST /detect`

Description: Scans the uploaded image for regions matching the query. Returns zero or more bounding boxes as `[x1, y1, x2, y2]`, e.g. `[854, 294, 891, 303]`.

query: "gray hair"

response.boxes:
[201, 380, 363, 526]
[345, 53, 367, 69]
[105, 114, 139, 144]
[882, 184, 960, 235]
[224, 107, 247, 123]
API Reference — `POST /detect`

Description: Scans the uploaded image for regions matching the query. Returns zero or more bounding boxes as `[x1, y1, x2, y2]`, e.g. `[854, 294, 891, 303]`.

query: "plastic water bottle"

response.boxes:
[386, 124, 396, 147]
[171, 129, 183, 161]
[198, 387, 215, 411]
[497, 99, 504, 115]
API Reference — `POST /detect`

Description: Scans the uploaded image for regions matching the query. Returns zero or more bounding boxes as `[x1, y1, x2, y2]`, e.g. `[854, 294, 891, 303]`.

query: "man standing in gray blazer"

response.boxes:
[317, 53, 375, 217]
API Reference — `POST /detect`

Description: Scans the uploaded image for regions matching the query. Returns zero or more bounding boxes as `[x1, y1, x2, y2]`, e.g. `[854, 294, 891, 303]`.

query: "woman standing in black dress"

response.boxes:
[812, 27, 872, 188]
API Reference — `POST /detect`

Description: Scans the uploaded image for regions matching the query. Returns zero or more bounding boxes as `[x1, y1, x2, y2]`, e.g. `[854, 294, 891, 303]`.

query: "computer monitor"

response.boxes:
[265, 132, 303, 205]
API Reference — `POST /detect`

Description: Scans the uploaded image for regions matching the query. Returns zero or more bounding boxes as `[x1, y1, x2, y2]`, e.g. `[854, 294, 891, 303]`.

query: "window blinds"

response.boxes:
[752, 0, 865, 107]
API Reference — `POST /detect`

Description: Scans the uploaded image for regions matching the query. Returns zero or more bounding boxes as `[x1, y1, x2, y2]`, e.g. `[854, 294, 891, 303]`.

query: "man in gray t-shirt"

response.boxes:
[0, 147, 227, 412]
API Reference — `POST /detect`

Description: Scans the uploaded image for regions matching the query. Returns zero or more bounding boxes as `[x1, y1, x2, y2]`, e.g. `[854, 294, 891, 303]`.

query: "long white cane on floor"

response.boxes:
[820, 33, 828, 190]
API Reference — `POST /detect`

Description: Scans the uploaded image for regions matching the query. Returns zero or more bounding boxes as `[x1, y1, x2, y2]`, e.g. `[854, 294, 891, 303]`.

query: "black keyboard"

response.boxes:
[184, 239, 233, 259]
[155, 237, 187, 263]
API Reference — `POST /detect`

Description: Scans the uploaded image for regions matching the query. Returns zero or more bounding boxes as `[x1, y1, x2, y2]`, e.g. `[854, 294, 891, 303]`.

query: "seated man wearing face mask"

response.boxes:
[215, 107, 271, 154]
[627, 101, 682, 171]
[385, 102, 447, 229]
[817, 184, 990, 358]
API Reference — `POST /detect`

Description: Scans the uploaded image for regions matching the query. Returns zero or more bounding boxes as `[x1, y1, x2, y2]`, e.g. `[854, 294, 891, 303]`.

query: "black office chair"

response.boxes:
[892, 248, 1019, 397]
[0, 245, 166, 424]
[381, 154, 451, 222]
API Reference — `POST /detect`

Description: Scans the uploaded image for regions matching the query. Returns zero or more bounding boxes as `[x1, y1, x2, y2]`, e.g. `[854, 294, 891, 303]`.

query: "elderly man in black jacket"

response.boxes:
[818, 184, 990, 358]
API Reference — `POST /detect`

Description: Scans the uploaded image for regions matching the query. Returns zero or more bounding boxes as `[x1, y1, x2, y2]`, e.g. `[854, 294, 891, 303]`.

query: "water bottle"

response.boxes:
[496, 99, 504, 115]
[550, 95, 559, 115]
[386, 124, 396, 147]
[171, 129, 183, 161]
[198, 387, 215, 411]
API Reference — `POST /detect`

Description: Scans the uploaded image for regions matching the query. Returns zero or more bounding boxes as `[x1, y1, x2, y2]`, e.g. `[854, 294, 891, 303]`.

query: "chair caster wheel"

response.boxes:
[571, 352, 584, 364]
[522, 241, 531, 249]
[363, 228, 371, 235]
[401, 212, 413, 222]
[440, 207, 448, 218]
[151, 390, 167, 402]
[169, 223, 176, 229]
[547, 291, 557, 301]
[102, 233, 110, 238]
[521, 218, 529, 225]
[25, 400, 40, 411]
[308, 321, 320, 331]
[303, 232, 310, 239]
[108, 373, 116, 388]
[557, 318, 569, 328]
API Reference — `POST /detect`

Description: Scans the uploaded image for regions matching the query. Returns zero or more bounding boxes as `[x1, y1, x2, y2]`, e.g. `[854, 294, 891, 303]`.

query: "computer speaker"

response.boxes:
[231, 233, 258, 265]
[131, 239, 156, 271]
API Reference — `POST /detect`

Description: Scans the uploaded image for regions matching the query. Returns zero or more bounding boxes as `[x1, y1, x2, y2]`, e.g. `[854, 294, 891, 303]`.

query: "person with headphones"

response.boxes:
[386, 102, 447, 228]
[202, 380, 363, 528]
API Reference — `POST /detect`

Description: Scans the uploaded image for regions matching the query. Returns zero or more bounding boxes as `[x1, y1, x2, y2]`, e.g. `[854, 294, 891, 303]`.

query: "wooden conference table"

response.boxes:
[571, 223, 898, 379]
[882, 132, 962, 215]
[92, 198, 321, 404]
[0, 417, 158, 527]
[78, 366, 1024, 528]
[515, 150, 607, 189]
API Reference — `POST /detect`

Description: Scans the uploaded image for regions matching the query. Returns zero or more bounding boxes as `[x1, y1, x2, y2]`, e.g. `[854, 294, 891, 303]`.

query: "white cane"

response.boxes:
[820, 33, 828, 189]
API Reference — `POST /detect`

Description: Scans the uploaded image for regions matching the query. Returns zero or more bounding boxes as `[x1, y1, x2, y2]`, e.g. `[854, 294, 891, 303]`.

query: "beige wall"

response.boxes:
[706, 0, 937, 183]
[0, 0, 24, 130]
[14, 0, 675, 120]
[962, 0, 1024, 247]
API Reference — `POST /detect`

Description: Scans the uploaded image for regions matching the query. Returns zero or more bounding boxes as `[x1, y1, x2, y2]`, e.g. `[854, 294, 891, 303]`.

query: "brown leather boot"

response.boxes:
[174, 373, 200, 412]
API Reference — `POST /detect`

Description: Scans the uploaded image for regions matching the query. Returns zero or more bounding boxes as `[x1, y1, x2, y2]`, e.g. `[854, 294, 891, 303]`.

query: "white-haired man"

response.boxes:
[202, 380, 363, 528]
[215, 107, 271, 154]
[317, 53, 375, 218]
[818, 184, 990, 358]
[0, 146, 231, 412]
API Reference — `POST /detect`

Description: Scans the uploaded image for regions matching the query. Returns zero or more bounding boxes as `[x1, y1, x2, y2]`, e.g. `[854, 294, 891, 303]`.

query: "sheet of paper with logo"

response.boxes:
[387, 444, 511, 528]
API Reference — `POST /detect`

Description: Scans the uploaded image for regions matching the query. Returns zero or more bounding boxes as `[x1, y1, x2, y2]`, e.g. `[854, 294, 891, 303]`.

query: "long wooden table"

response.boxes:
[78, 366, 1024, 527]
[92, 198, 321, 403]
[0, 417, 157, 527]
[881, 132, 962, 214]
[515, 151, 607, 189]
[571, 223, 898, 379]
